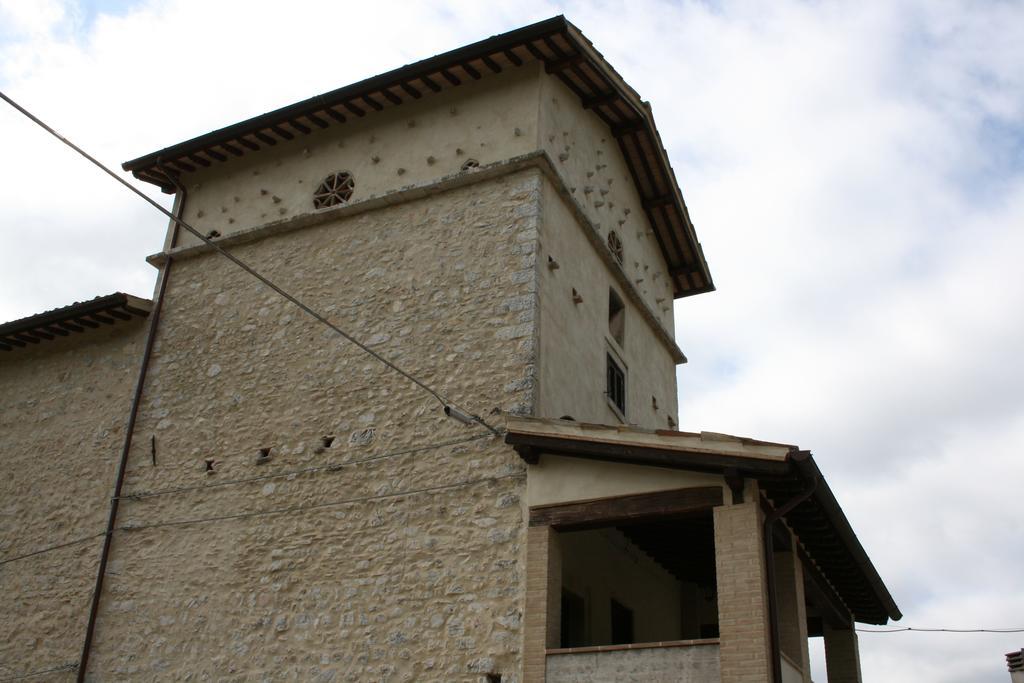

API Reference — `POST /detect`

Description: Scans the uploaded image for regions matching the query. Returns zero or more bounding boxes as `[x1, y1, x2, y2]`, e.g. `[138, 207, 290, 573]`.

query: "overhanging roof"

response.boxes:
[0, 293, 151, 352]
[505, 416, 901, 625]
[122, 16, 713, 299]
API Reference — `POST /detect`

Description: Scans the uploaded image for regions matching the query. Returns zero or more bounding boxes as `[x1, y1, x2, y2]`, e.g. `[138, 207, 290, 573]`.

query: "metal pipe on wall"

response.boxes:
[76, 164, 185, 681]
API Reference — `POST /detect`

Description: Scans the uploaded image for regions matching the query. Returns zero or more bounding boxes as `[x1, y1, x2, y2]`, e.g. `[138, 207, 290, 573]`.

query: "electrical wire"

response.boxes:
[0, 663, 77, 681]
[0, 532, 107, 568]
[857, 626, 1024, 634]
[118, 432, 493, 501]
[0, 90, 501, 436]
[118, 471, 524, 533]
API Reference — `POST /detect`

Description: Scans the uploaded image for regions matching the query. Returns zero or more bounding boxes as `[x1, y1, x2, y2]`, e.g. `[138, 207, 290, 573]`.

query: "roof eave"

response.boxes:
[505, 423, 900, 625]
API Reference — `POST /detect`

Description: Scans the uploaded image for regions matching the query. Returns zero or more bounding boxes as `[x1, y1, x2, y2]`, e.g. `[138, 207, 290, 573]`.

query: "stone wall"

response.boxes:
[81, 170, 542, 681]
[0, 322, 149, 679]
[545, 643, 720, 683]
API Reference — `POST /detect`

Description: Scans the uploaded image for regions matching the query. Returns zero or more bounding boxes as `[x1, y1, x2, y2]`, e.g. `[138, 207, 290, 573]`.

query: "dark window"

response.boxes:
[608, 288, 625, 347]
[606, 354, 626, 415]
[607, 230, 624, 265]
[561, 589, 586, 648]
[610, 598, 634, 645]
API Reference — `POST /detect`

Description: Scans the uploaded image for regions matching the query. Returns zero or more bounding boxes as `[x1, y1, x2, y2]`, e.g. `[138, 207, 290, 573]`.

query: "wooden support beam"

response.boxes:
[440, 68, 461, 86]
[0, 340, 12, 351]
[643, 194, 674, 210]
[270, 125, 294, 141]
[238, 137, 260, 151]
[13, 333, 41, 344]
[524, 41, 547, 61]
[29, 328, 55, 340]
[221, 142, 244, 157]
[342, 101, 365, 117]
[481, 54, 502, 73]
[45, 325, 70, 337]
[419, 74, 441, 92]
[203, 148, 227, 162]
[503, 48, 523, 67]
[73, 317, 100, 329]
[381, 89, 402, 105]
[306, 113, 329, 128]
[187, 153, 212, 167]
[1, 336, 26, 348]
[106, 309, 132, 321]
[583, 92, 618, 110]
[288, 119, 311, 135]
[545, 53, 584, 74]
[325, 108, 347, 123]
[612, 121, 645, 137]
[361, 95, 383, 112]
[399, 82, 422, 99]
[529, 486, 723, 530]
[88, 313, 115, 326]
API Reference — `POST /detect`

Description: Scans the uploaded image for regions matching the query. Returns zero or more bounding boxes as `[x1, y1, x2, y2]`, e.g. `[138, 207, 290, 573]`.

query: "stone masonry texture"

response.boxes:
[545, 644, 721, 683]
[0, 169, 544, 681]
[0, 323, 149, 679]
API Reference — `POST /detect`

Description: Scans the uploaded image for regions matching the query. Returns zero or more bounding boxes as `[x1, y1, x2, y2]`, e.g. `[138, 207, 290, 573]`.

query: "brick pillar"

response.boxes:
[773, 545, 811, 682]
[823, 622, 862, 683]
[524, 524, 561, 683]
[714, 501, 772, 683]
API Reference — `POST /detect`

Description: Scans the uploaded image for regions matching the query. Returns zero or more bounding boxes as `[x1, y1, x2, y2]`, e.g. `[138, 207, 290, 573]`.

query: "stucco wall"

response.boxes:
[538, 74, 676, 331]
[526, 454, 724, 508]
[546, 643, 720, 683]
[561, 528, 682, 645]
[0, 323, 148, 679]
[536, 177, 680, 428]
[80, 171, 542, 681]
[175, 65, 543, 249]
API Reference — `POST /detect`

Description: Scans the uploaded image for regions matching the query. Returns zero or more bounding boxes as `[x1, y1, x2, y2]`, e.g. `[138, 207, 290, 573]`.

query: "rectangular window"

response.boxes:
[606, 353, 626, 416]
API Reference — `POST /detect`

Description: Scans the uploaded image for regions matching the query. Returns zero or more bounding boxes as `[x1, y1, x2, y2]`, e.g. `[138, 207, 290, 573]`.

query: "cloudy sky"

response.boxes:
[1, 0, 1022, 680]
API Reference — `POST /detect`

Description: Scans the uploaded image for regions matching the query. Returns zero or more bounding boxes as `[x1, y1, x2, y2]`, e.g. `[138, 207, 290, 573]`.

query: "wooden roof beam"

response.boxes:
[481, 54, 502, 73]
[381, 89, 403, 105]
[583, 92, 618, 110]
[545, 53, 584, 74]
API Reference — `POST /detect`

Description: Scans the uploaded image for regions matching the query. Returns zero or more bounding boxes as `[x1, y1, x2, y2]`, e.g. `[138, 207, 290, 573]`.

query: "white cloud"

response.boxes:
[1, 1, 1022, 680]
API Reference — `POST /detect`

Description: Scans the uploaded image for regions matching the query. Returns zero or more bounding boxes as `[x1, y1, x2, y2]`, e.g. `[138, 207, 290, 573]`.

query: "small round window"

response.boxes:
[461, 158, 480, 172]
[607, 230, 624, 265]
[313, 171, 354, 209]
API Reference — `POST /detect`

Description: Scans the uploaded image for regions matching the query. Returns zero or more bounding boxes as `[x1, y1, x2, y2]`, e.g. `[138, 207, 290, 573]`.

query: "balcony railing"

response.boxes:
[546, 638, 720, 682]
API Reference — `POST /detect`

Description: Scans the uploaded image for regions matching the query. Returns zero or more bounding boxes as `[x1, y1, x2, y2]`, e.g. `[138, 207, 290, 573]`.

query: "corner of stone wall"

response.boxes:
[501, 170, 543, 418]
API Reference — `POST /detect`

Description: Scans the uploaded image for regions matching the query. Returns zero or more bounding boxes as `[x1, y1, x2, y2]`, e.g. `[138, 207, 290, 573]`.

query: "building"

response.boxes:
[0, 16, 899, 682]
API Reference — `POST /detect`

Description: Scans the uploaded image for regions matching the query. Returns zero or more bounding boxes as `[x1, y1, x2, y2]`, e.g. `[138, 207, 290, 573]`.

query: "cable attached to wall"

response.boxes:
[856, 626, 1024, 634]
[0, 90, 502, 437]
[0, 663, 78, 682]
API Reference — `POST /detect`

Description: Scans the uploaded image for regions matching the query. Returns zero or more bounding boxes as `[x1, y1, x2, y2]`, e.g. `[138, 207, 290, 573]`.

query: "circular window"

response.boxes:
[607, 230, 624, 265]
[313, 171, 355, 209]
[461, 158, 480, 171]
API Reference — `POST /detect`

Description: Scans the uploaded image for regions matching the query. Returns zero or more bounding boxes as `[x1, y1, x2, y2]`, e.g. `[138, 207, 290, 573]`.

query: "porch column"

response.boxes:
[524, 524, 561, 683]
[823, 622, 863, 683]
[714, 501, 772, 683]
[774, 544, 811, 682]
